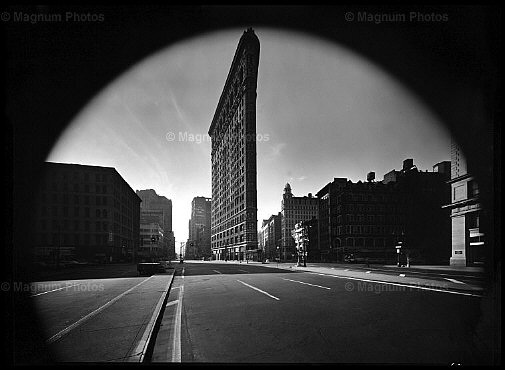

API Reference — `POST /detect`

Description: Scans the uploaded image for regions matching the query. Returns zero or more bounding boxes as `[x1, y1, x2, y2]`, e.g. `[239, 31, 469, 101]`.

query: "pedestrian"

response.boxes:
[366, 257, 370, 268]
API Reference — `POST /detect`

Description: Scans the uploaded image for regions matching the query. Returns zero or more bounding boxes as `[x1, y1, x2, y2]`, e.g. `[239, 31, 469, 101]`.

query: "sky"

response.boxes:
[47, 27, 451, 245]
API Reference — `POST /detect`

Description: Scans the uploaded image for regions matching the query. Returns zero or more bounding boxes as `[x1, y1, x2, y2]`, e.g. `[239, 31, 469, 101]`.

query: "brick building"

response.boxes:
[315, 159, 451, 264]
[34, 162, 141, 263]
[316, 178, 403, 263]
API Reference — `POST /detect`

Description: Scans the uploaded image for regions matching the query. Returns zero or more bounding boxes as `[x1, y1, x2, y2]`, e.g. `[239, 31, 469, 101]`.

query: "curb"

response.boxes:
[127, 268, 177, 362]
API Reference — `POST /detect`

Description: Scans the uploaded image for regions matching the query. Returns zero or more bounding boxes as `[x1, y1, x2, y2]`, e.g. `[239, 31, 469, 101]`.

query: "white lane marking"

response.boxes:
[213, 270, 222, 274]
[238, 269, 248, 273]
[172, 285, 184, 362]
[236, 280, 280, 301]
[166, 300, 179, 307]
[305, 272, 482, 297]
[30, 283, 81, 297]
[282, 278, 331, 290]
[445, 278, 466, 284]
[365, 271, 371, 274]
[344, 269, 349, 272]
[331, 267, 335, 269]
[399, 274, 406, 277]
[46, 276, 154, 344]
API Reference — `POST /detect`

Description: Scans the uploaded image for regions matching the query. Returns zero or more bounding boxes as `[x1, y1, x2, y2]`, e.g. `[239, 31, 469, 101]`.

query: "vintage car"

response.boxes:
[137, 262, 165, 276]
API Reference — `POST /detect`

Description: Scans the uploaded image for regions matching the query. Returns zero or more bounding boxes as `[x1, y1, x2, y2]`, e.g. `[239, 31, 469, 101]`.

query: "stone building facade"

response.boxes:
[209, 28, 260, 261]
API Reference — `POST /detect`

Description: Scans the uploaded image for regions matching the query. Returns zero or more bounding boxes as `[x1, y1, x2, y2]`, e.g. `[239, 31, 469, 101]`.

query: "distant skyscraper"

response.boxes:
[209, 28, 260, 261]
[136, 189, 175, 259]
[136, 189, 172, 231]
[187, 196, 211, 259]
[259, 212, 282, 261]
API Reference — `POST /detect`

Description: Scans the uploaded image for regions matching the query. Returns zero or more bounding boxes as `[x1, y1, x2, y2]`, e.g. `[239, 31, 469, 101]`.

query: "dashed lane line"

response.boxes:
[304, 272, 482, 297]
[236, 280, 280, 301]
[30, 283, 82, 297]
[282, 278, 331, 290]
[445, 278, 466, 284]
[172, 285, 183, 362]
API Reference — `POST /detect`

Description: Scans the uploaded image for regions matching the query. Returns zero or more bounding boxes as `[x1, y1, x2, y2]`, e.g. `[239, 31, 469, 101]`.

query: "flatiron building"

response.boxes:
[209, 28, 260, 261]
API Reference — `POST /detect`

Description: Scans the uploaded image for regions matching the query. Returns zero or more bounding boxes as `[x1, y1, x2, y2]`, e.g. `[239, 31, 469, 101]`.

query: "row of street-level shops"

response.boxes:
[212, 245, 263, 262]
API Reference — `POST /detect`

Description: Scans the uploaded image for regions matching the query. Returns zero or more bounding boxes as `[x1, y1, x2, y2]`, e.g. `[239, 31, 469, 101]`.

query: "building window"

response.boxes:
[468, 213, 480, 228]
[468, 180, 479, 198]
[453, 184, 466, 201]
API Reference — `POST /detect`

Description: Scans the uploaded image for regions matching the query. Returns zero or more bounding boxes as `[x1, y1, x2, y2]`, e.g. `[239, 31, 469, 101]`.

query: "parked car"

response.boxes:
[137, 262, 165, 276]
[159, 260, 172, 269]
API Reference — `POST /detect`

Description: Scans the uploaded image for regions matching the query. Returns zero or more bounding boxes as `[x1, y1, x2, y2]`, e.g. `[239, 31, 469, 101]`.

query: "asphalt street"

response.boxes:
[152, 261, 495, 364]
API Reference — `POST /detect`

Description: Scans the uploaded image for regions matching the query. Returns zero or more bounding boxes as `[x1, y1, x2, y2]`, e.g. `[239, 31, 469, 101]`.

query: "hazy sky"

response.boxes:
[47, 27, 451, 244]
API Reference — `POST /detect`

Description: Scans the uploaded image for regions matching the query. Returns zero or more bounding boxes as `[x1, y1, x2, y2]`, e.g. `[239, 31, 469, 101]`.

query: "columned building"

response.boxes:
[187, 196, 211, 259]
[281, 184, 318, 261]
[34, 162, 141, 263]
[443, 140, 485, 266]
[209, 28, 260, 261]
